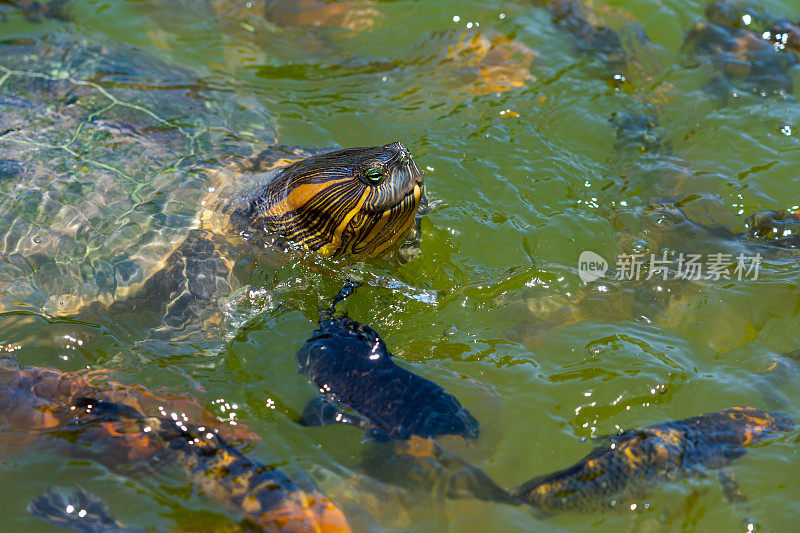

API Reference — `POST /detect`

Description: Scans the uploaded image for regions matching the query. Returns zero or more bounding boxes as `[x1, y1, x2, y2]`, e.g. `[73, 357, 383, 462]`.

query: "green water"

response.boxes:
[1, 0, 799, 531]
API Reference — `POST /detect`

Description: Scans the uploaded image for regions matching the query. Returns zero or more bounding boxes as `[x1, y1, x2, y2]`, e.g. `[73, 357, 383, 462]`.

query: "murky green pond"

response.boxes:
[1, 0, 799, 531]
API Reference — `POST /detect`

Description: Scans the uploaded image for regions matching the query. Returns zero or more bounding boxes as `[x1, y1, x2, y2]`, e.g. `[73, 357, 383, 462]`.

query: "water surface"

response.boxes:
[1, 0, 799, 531]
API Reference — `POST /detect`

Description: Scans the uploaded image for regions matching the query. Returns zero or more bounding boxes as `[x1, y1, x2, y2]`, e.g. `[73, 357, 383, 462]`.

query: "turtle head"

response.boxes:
[251, 142, 424, 258]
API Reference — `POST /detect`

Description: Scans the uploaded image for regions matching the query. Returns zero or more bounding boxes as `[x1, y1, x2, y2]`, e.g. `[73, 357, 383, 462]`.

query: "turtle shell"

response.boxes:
[0, 31, 277, 316]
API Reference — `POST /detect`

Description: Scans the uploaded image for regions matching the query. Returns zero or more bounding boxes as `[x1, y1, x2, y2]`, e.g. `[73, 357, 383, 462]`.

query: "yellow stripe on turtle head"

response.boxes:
[247, 144, 424, 259]
[318, 187, 371, 257]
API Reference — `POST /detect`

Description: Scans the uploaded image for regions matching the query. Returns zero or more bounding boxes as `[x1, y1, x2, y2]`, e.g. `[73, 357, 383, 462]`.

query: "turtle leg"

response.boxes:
[134, 229, 235, 352]
[395, 191, 428, 264]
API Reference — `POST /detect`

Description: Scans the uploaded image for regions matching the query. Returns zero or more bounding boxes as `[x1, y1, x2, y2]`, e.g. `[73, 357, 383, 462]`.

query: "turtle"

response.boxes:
[0, 354, 352, 532]
[546, 0, 633, 79]
[0, 30, 424, 346]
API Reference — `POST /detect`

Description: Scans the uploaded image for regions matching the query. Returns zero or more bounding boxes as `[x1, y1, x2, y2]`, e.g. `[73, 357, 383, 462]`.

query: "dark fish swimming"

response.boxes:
[296, 285, 794, 512]
[510, 406, 794, 512]
[295, 281, 479, 442]
[294, 282, 515, 507]
[0, 355, 351, 532]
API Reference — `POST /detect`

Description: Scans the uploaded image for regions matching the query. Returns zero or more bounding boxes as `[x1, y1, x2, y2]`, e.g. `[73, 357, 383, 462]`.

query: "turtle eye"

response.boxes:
[364, 167, 384, 183]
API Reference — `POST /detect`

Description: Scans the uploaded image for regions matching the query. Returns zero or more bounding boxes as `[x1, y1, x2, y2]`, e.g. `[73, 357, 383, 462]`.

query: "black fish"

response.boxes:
[296, 281, 479, 442]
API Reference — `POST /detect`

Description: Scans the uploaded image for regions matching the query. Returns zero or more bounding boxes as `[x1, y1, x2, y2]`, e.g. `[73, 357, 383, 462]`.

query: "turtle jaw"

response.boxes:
[352, 147, 424, 257]
[372, 141, 424, 212]
[333, 180, 424, 259]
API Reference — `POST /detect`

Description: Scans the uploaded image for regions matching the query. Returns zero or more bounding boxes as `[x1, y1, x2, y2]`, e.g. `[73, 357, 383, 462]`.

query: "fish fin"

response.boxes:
[509, 469, 559, 501]
[301, 396, 369, 429]
[72, 397, 144, 422]
[300, 396, 393, 443]
[363, 426, 393, 443]
[432, 444, 517, 504]
[589, 428, 652, 450]
[28, 487, 125, 532]
[0, 354, 20, 373]
[718, 468, 748, 504]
